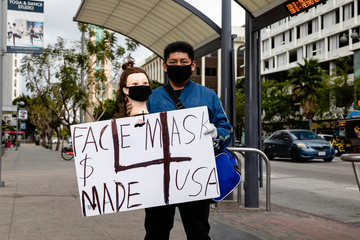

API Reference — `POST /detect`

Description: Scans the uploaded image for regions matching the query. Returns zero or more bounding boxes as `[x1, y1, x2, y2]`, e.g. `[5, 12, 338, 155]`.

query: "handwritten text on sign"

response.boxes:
[71, 106, 219, 217]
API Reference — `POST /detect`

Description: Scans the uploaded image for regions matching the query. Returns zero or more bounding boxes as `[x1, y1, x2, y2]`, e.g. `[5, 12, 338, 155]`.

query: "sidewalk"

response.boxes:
[0, 144, 359, 240]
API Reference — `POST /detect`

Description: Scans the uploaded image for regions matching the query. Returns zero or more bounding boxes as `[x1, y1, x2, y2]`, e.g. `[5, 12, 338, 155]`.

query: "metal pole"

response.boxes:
[80, 31, 85, 123]
[221, 0, 235, 200]
[0, 0, 5, 187]
[15, 103, 19, 151]
[244, 12, 260, 208]
[221, 0, 234, 146]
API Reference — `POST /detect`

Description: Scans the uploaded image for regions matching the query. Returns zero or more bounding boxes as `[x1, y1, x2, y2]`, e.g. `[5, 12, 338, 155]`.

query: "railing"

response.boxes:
[340, 154, 360, 192]
[227, 147, 271, 211]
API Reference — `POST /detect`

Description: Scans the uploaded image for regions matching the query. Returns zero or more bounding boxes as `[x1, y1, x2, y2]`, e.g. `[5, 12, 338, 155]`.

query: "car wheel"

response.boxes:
[291, 149, 302, 162]
[323, 157, 334, 162]
[265, 149, 274, 160]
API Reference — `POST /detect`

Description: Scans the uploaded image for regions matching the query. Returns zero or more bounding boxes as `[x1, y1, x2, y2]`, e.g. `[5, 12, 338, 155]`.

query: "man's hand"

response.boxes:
[204, 123, 217, 139]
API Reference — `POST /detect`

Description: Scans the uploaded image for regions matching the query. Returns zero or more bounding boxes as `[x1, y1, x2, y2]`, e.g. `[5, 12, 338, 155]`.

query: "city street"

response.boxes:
[0, 144, 359, 239]
[259, 157, 360, 226]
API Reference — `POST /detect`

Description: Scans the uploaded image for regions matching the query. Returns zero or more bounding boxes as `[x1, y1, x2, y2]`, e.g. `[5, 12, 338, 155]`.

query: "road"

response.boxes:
[258, 157, 360, 227]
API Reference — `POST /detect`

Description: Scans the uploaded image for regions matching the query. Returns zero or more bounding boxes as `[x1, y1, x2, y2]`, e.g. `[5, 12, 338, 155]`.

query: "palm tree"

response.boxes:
[288, 58, 328, 131]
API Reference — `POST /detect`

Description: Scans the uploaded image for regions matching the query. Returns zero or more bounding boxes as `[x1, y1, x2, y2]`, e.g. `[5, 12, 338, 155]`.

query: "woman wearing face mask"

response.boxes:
[118, 60, 152, 117]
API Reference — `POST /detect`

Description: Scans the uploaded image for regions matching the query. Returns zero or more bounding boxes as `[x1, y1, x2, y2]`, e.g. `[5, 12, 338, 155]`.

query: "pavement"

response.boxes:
[0, 143, 359, 240]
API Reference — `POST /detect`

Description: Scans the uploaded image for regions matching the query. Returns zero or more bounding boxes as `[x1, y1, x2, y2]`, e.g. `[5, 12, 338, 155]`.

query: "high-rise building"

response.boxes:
[2, 53, 21, 106]
[85, 25, 113, 123]
[260, 0, 359, 81]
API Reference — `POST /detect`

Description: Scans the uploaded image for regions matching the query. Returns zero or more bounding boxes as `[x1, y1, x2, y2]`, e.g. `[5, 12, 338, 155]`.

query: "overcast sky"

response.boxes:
[44, 0, 245, 64]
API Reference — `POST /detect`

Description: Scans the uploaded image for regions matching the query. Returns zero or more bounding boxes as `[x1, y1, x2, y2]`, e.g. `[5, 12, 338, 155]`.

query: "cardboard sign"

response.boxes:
[70, 106, 219, 217]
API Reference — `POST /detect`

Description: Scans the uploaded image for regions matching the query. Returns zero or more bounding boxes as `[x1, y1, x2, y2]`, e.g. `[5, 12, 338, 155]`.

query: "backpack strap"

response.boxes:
[163, 83, 185, 109]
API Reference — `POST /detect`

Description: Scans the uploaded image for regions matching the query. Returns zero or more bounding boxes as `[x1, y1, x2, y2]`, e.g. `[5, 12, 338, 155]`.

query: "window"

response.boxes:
[271, 132, 282, 140]
[308, 21, 312, 35]
[343, 2, 354, 21]
[339, 31, 349, 48]
[289, 29, 293, 42]
[271, 37, 275, 48]
[14, 79, 17, 87]
[14, 89, 16, 97]
[289, 50, 297, 63]
[14, 59, 17, 67]
[279, 133, 291, 141]
[196, 67, 201, 75]
[264, 60, 269, 70]
[205, 68, 217, 76]
[296, 26, 301, 39]
[282, 33, 286, 45]
[335, 8, 340, 23]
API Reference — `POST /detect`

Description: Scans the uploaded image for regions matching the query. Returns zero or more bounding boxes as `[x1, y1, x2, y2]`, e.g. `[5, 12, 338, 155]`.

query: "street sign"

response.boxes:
[18, 109, 27, 120]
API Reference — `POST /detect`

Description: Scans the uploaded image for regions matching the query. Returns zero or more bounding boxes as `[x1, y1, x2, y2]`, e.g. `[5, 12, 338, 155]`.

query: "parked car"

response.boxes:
[317, 134, 333, 142]
[263, 129, 335, 162]
[52, 138, 58, 144]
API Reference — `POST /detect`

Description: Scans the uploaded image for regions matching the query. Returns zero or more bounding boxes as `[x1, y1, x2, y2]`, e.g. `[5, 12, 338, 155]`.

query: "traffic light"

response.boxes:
[35, 129, 37, 132]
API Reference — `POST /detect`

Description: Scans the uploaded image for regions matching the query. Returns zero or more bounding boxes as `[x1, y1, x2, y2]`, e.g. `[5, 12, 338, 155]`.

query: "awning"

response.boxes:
[346, 111, 360, 119]
[74, 0, 221, 59]
[234, 0, 327, 31]
[2, 131, 25, 134]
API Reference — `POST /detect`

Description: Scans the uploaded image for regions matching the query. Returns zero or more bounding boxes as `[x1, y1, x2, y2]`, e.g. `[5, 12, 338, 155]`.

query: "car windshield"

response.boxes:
[290, 131, 320, 140]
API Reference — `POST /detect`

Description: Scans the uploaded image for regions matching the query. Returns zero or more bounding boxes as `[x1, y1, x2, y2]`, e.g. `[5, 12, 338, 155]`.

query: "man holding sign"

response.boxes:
[144, 41, 233, 240]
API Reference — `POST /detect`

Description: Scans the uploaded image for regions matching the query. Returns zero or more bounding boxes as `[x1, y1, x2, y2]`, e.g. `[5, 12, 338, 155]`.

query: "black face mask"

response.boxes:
[124, 85, 152, 102]
[166, 64, 192, 84]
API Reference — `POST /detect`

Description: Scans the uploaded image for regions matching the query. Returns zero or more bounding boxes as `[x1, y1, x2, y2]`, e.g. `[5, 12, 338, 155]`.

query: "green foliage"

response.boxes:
[76, 24, 140, 121]
[235, 78, 245, 142]
[93, 99, 119, 121]
[288, 58, 328, 120]
[331, 56, 354, 113]
[150, 80, 164, 90]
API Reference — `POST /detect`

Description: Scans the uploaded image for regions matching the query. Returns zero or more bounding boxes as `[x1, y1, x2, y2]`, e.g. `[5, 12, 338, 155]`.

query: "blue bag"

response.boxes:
[213, 148, 241, 202]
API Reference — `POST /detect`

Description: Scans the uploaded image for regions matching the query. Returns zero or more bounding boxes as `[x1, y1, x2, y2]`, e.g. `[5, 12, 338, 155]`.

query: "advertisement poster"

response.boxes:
[7, 0, 44, 54]
[70, 107, 219, 217]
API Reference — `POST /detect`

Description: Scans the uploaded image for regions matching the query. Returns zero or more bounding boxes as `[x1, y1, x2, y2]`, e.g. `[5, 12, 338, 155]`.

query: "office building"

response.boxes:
[260, 0, 359, 81]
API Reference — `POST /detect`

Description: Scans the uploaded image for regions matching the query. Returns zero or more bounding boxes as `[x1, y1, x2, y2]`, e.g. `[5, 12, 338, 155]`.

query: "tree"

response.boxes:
[261, 79, 301, 132]
[21, 38, 84, 150]
[21, 28, 139, 150]
[78, 24, 140, 121]
[288, 58, 328, 131]
[235, 78, 245, 143]
[12, 94, 37, 140]
[331, 56, 354, 115]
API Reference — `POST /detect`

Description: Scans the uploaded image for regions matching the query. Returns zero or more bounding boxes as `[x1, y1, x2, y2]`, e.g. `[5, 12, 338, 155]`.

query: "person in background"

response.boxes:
[143, 41, 233, 240]
[11, 23, 21, 46]
[7, 22, 12, 42]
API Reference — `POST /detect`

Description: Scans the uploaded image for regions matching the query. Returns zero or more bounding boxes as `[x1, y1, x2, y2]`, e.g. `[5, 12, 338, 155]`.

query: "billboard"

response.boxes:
[7, 0, 44, 54]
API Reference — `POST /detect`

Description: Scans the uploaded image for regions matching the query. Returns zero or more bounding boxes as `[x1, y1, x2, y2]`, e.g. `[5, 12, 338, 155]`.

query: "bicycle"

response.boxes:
[61, 145, 74, 161]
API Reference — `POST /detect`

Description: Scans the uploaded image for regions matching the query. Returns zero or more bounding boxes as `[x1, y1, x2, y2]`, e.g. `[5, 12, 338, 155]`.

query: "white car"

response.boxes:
[52, 138, 58, 144]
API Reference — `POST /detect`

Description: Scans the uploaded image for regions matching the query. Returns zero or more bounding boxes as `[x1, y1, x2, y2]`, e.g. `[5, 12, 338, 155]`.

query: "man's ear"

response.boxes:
[163, 61, 167, 72]
[191, 60, 196, 72]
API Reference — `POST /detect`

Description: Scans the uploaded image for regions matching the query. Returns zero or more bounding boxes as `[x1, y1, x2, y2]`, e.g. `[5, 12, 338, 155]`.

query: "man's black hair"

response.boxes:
[164, 41, 194, 62]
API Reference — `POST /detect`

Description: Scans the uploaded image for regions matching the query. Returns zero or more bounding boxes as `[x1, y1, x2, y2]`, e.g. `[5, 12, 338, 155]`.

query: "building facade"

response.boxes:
[260, 0, 360, 81]
[85, 25, 113, 122]
[2, 53, 21, 106]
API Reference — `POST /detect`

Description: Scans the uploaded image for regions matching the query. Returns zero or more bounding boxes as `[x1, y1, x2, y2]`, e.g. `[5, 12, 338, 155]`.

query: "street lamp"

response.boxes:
[340, 29, 360, 43]
[15, 101, 25, 151]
